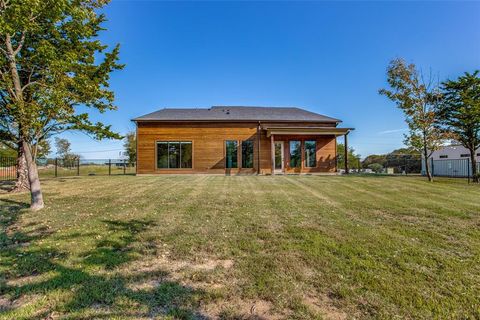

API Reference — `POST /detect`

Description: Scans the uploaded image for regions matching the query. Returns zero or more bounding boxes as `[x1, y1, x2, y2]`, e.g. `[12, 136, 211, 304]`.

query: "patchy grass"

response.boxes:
[0, 175, 479, 319]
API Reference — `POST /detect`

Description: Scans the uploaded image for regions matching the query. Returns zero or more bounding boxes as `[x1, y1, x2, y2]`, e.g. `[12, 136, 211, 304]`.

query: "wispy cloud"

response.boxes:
[378, 128, 408, 135]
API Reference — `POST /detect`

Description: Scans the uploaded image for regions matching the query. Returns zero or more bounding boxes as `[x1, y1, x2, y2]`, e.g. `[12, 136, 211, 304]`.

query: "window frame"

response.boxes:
[289, 140, 302, 168]
[225, 140, 239, 169]
[155, 140, 194, 170]
[304, 140, 317, 168]
[241, 140, 254, 169]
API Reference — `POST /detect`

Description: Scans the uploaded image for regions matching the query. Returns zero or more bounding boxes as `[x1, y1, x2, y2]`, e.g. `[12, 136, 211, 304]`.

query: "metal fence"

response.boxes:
[0, 157, 17, 180]
[0, 157, 136, 181]
[422, 158, 480, 178]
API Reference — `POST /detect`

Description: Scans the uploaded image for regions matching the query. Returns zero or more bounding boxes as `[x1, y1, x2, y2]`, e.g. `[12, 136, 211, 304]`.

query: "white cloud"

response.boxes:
[378, 128, 408, 135]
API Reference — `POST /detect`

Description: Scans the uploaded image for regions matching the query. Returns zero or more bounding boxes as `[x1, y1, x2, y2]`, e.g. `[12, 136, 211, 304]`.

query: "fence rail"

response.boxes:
[0, 157, 136, 181]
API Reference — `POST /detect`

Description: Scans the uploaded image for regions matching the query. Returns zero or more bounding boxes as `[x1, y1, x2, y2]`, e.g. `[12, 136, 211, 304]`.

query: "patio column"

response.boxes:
[271, 134, 275, 175]
[344, 133, 349, 174]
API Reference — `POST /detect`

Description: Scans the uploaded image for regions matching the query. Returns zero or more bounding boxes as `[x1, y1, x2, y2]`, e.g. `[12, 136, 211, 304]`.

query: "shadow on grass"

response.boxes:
[0, 181, 16, 193]
[0, 212, 210, 319]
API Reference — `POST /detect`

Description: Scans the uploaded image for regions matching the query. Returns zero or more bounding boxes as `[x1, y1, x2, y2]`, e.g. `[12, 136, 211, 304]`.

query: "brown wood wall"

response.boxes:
[136, 121, 337, 174]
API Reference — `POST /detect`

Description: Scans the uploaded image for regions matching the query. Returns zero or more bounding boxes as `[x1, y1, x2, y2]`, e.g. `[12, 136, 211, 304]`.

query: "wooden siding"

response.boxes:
[136, 122, 337, 174]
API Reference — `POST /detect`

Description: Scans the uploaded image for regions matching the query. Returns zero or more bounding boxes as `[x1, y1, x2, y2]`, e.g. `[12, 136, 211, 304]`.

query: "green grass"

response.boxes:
[0, 175, 479, 319]
[38, 164, 136, 178]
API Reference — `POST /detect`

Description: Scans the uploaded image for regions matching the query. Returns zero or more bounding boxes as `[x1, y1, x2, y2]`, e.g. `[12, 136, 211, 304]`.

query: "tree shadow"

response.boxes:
[0, 181, 15, 193]
[0, 216, 211, 319]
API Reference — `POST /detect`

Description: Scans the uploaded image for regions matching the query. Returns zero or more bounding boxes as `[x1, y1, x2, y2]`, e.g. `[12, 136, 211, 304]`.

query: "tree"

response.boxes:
[0, 0, 123, 210]
[368, 163, 384, 173]
[362, 154, 387, 168]
[55, 137, 71, 158]
[0, 142, 15, 157]
[336, 143, 361, 170]
[123, 131, 136, 165]
[440, 71, 480, 183]
[379, 58, 448, 181]
[35, 138, 50, 159]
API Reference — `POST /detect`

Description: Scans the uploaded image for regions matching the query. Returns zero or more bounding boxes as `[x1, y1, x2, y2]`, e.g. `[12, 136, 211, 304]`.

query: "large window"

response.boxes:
[289, 140, 301, 167]
[157, 141, 192, 169]
[242, 140, 254, 168]
[305, 140, 316, 167]
[226, 140, 238, 168]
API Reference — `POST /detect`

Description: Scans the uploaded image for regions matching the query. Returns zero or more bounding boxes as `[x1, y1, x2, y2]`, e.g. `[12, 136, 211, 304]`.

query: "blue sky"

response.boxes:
[60, 0, 480, 159]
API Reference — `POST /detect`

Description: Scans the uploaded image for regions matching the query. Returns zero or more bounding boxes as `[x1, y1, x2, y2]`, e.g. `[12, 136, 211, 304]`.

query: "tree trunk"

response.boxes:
[423, 146, 433, 182]
[22, 141, 44, 211]
[470, 149, 479, 183]
[11, 142, 30, 192]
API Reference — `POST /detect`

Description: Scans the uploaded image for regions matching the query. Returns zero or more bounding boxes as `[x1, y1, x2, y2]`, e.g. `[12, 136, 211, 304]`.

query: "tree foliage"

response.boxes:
[379, 58, 448, 181]
[336, 142, 361, 170]
[362, 147, 422, 173]
[123, 131, 136, 165]
[0, 0, 123, 209]
[439, 71, 480, 182]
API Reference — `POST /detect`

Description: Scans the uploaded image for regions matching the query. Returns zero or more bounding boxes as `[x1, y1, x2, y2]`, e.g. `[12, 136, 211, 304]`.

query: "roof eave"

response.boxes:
[131, 119, 342, 123]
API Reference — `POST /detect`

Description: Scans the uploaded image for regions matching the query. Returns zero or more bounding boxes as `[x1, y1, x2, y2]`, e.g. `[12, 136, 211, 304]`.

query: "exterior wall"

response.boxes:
[422, 145, 480, 177]
[429, 145, 480, 161]
[136, 121, 337, 175]
[271, 135, 337, 174]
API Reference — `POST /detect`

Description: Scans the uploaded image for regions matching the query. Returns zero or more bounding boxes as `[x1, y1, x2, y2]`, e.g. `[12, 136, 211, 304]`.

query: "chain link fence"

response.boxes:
[0, 157, 136, 181]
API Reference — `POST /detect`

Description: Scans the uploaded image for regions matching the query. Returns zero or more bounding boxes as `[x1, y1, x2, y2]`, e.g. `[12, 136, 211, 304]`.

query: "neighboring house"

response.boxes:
[132, 106, 353, 175]
[422, 144, 480, 177]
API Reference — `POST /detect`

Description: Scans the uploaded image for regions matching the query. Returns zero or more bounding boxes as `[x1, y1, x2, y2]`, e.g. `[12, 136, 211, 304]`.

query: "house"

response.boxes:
[132, 106, 353, 175]
[422, 144, 480, 177]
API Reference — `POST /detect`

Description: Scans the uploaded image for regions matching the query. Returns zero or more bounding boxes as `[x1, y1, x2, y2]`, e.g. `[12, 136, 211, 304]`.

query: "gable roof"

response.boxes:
[133, 106, 341, 123]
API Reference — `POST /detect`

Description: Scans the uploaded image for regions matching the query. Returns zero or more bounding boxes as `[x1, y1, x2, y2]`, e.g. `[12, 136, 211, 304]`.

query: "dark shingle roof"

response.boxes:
[133, 106, 341, 123]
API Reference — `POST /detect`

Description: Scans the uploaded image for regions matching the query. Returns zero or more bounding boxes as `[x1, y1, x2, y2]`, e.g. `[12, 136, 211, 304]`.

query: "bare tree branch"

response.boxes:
[13, 32, 25, 56]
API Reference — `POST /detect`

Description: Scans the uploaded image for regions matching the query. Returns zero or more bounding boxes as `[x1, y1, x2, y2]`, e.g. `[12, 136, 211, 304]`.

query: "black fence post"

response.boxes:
[431, 158, 434, 177]
[77, 157, 80, 176]
[55, 158, 58, 178]
[123, 159, 126, 175]
[467, 159, 470, 184]
[108, 159, 111, 176]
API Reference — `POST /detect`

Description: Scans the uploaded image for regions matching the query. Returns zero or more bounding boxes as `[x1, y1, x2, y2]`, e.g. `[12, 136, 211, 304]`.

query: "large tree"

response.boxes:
[379, 58, 447, 181]
[0, 0, 123, 210]
[440, 71, 480, 183]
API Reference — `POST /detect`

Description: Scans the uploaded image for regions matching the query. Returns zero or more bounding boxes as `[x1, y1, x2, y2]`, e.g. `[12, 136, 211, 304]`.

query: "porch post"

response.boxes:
[271, 134, 275, 175]
[257, 122, 261, 175]
[344, 133, 349, 174]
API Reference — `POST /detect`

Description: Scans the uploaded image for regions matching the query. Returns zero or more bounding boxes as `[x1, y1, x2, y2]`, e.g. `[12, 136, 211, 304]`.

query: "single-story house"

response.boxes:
[132, 106, 353, 175]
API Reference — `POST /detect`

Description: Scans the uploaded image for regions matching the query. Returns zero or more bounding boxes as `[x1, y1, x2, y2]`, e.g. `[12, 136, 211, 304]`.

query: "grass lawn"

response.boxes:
[0, 175, 479, 319]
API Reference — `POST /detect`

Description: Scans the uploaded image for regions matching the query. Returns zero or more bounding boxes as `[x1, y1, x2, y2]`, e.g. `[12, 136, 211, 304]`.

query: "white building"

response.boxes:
[429, 145, 480, 161]
[422, 145, 480, 177]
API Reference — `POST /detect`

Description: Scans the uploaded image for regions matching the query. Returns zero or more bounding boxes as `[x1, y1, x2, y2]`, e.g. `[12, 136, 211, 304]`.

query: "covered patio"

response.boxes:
[263, 126, 354, 175]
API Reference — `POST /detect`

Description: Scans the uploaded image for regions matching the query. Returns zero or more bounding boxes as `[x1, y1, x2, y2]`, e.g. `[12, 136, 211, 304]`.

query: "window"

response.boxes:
[226, 140, 238, 168]
[157, 141, 192, 169]
[242, 140, 254, 168]
[477, 153, 480, 157]
[290, 140, 301, 167]
[460, 154, 469, 158]
[304, 140, 316, 167]
[439, 155, 448, 159]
